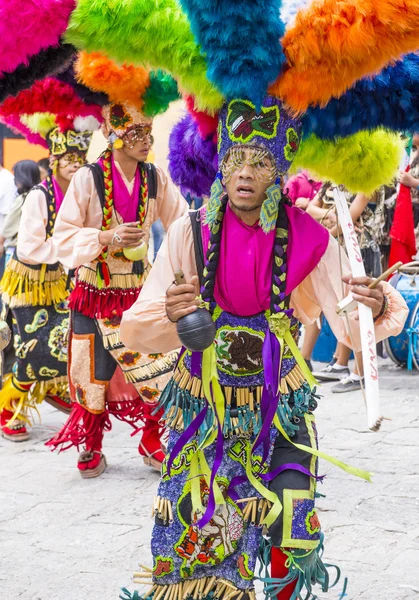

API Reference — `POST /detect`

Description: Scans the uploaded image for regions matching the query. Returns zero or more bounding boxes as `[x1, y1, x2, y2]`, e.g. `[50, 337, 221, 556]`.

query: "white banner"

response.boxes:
[333, 187, 382, 431]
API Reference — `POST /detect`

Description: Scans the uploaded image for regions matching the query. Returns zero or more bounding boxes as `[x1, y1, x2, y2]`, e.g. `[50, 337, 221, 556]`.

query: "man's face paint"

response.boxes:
[223, 146, 276, 213]
[54, 152, 87, 182]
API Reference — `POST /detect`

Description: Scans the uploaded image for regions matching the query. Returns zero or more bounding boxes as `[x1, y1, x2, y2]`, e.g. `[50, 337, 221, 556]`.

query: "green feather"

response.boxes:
[65, 0, 223, 113]
[143, 71, 180, 117]
[293, 129, 403, 194]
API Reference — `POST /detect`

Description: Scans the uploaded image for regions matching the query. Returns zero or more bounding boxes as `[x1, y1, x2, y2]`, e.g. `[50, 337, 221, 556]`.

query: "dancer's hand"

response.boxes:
[342, 275, 385, 318]
[166, 275, 200, 323]
[99, 222, 145, 247]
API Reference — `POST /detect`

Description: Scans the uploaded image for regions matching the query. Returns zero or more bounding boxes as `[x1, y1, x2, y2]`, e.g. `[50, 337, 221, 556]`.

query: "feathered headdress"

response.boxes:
[0, 0, 75, 77]
[75, 52, 180, 117]
[63, 0, 419, 201]
[0, 77, 101, 153]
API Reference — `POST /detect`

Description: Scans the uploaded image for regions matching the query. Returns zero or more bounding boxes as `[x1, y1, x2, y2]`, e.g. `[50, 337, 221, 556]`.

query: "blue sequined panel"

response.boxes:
[182, 309, 299, 387]
[151, 430, 277, 590]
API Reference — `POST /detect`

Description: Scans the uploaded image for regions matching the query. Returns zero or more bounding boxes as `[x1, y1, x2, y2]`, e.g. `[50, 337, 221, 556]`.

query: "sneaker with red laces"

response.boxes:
[0, 410, 29, 442]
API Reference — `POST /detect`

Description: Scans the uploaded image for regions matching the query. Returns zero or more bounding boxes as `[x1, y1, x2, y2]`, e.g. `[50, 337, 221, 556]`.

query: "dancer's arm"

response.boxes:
[120, 213, 197, 353]
[17, 188, 57, 265]
[291, 235, 408, 351]
[154, 166, 189, 231]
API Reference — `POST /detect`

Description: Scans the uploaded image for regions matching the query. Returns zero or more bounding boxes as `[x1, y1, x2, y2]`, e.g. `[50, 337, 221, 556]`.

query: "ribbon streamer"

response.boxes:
[333, 187, 382, 431]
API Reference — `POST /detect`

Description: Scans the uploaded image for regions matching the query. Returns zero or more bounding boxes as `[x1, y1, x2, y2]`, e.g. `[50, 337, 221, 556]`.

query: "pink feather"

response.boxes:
[0, 78, 103, 125]
[1, 115, 48, 147]
[0, 0, 75, 75]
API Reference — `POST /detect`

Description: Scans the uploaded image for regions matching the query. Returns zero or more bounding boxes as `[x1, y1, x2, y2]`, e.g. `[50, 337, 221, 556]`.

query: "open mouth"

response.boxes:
[236, 184, 255, 197]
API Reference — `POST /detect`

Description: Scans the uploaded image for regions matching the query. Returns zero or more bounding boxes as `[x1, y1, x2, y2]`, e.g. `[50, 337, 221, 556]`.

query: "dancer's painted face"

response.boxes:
[222, 146, 276, 213]
[52, 152, 86, 182]
[117, 125, 153, 162]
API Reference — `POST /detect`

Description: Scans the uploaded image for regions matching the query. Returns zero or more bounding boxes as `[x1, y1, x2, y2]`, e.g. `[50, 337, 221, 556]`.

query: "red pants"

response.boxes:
[271, 547, 297, 600]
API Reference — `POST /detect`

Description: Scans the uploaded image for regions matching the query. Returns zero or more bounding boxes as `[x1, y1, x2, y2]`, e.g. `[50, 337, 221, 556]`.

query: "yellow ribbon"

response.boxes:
[284, 330, 318, 390]
[190, 346, 226, 509]
[273, 415, 372, 482]
[189, 452, 205, 515]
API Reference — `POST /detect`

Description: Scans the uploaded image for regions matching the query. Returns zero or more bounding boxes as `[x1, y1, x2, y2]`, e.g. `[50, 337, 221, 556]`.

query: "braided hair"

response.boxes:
[201, 193, 291, 316]
[201, 194, 228, 306]
[44, 169, 57, 240]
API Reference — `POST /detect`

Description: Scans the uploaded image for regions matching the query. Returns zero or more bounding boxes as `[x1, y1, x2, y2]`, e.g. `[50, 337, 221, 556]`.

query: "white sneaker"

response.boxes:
[312, 362, 350, 381]
[331, 375, 363, 393]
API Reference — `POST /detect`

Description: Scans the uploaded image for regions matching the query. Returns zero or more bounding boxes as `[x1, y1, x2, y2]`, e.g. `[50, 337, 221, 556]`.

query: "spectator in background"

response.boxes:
[37, 157, 50, 181]
[0, 160, 41, 264]
[284, 169, 322, 209]
[308, 185, 385, 392]
[398, 134, 419, 253]
[0, 162, 17, 278]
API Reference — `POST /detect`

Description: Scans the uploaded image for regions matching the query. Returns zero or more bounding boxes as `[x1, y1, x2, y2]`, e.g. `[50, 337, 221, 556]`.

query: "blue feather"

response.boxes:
[179, 0, 286, 108]
[303, 53, 419, 139]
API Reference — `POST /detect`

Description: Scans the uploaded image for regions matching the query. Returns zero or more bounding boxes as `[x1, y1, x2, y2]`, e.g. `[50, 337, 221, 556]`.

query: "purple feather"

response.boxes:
[168, 113, 218, 198]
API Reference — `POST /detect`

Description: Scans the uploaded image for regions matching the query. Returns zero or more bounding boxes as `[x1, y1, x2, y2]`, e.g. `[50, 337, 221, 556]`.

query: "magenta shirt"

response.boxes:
[97, 156, 141, 223]
[201, 203, 329, 317]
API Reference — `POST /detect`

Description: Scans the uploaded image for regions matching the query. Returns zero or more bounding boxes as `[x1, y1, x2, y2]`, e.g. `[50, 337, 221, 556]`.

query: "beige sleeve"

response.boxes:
[291, 235, 409, 351]
[16, 188, 57, 265]
[53, 167, 104, 269]
[153, 166, 189, 231]
[120, 213, 197, 353]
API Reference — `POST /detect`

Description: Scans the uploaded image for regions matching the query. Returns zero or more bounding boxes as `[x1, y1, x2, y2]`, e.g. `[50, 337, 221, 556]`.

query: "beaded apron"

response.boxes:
[136, 307, 322, 600]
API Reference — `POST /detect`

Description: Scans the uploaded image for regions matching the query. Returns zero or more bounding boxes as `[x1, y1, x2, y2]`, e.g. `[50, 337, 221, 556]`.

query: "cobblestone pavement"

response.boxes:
[1, 361, 418, 600]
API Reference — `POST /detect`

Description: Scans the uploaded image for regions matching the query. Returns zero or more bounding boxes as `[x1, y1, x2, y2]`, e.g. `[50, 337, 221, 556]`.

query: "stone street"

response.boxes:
[1, 360, 418, 600]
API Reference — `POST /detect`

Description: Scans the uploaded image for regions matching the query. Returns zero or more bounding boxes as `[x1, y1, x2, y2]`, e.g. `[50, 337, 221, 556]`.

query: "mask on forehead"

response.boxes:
[218, 96, 303, 176]
[102, 102, 153, 138]
[46, 126, 93, 159]
[206, 96, 303, 234]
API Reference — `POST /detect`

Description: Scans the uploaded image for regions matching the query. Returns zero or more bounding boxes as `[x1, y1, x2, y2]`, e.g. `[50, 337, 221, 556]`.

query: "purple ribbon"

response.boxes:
[190, 351, 202, 378]
[167, 403, 208, 473]
[255, 329, 282, 466]
[259, 462, 325, 483]
[228, 463, 324, 502]
[197, 382, 225, 528]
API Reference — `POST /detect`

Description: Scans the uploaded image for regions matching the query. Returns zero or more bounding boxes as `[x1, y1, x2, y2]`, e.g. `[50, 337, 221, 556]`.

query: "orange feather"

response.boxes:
[271, 0, 419, 112]
[75, 52, 150, 109]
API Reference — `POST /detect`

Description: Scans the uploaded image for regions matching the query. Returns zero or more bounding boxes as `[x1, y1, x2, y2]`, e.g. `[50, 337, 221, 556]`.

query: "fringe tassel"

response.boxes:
[258, 534, 347, 600]
[46, 402, 112, 451]
[29, 376, 68, 404]
[159, 374, 317, 439]
[123, 352, 178, 384]
[77, 265, 143, 289]
[152, 495, 174, 524]
[0, 375, 32, 426]
[124, 577, 253, 600]
[236, 497, 272, 527]
[108, 399, 146, 430]
[103, 331, 122, 350]
[171, 364, 307, 398]
[0, 259, 69, 307]
[0, 374, 68, 427]
[69, 281, 141, 319]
